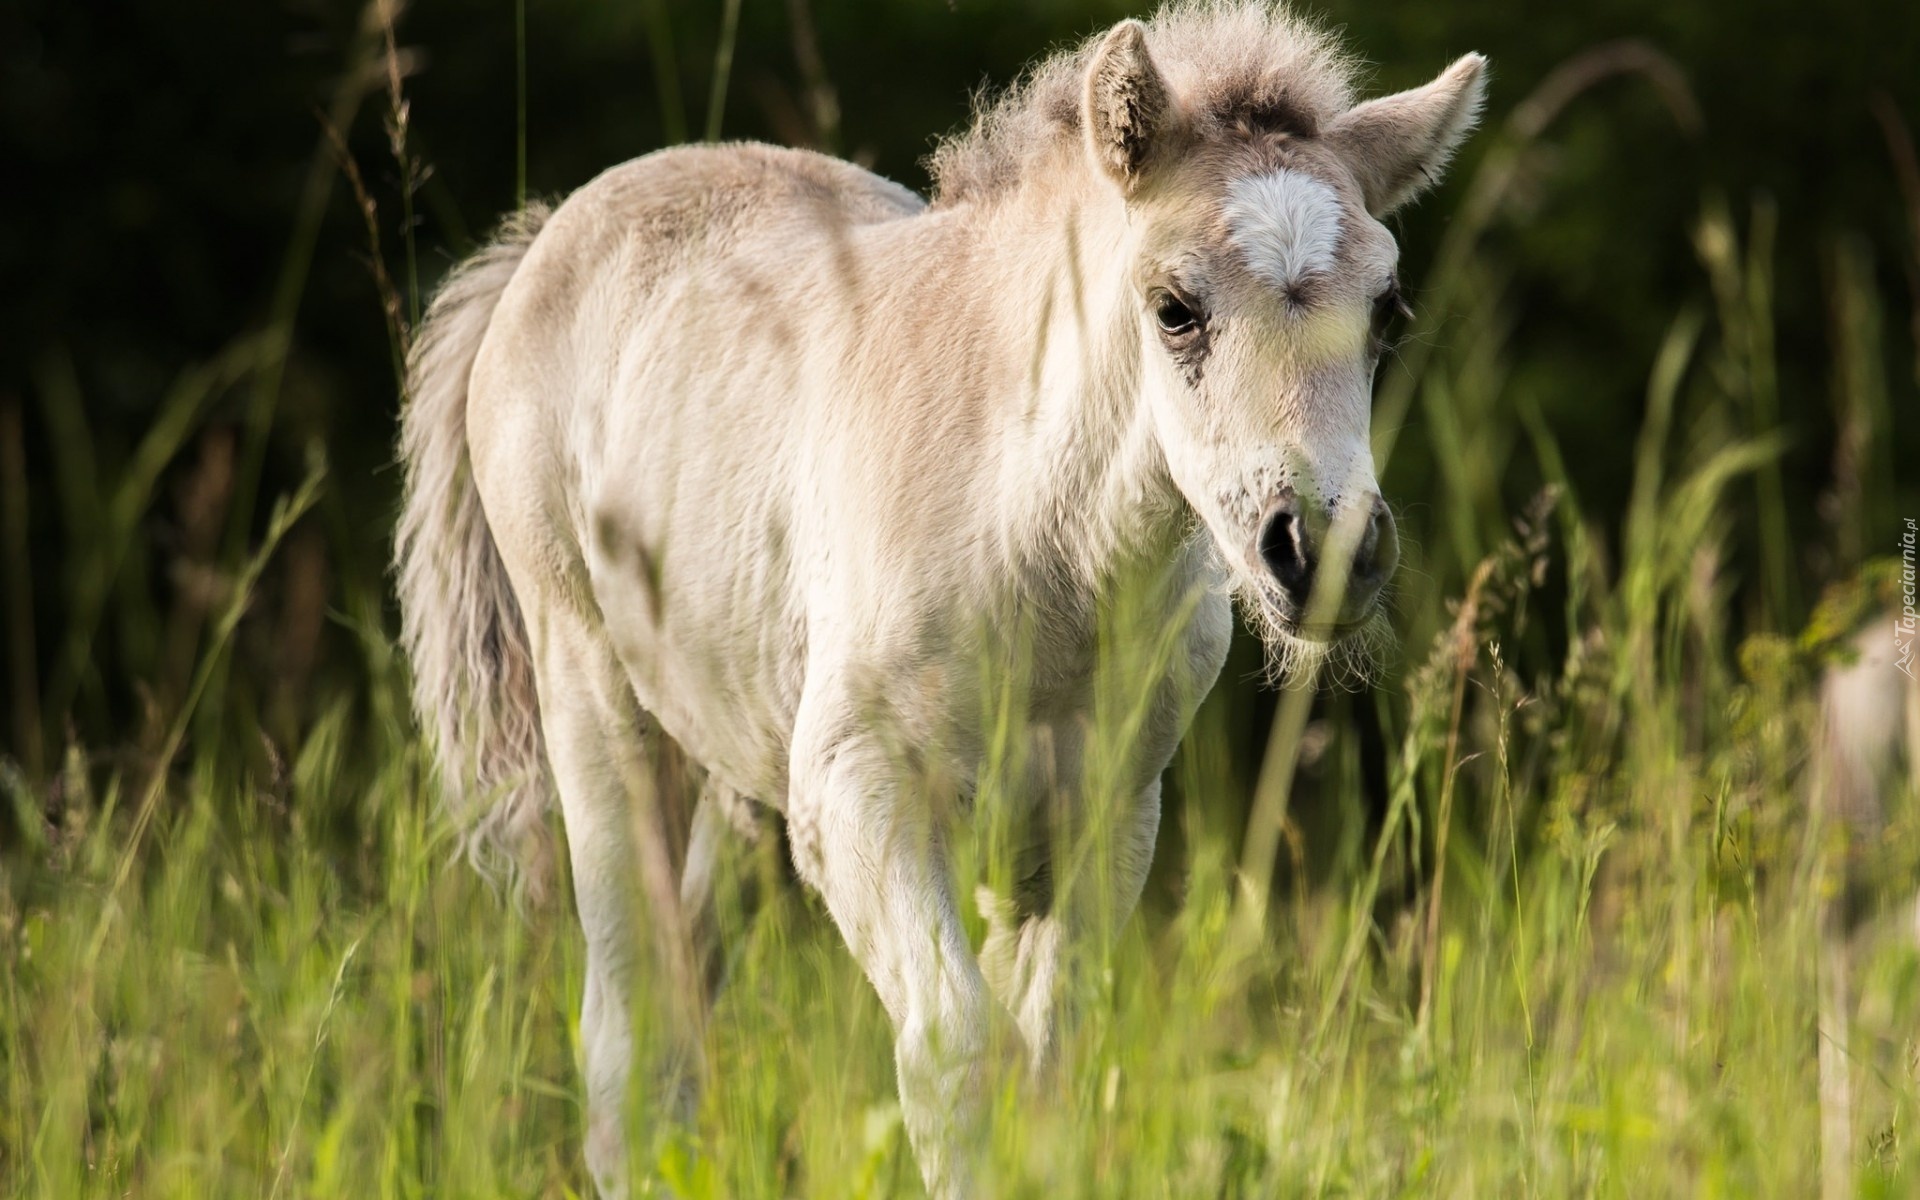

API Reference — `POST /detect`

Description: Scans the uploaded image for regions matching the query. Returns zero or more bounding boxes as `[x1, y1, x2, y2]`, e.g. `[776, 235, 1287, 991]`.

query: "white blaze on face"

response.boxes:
[1205, 168, 1379, 533]
[1221, 169, 1367, 363]
[1222, 169, 1343, 293]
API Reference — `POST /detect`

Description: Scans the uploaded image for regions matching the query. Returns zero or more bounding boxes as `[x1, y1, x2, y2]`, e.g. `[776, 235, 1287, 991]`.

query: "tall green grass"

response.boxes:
[3, 17, 1918, 1200]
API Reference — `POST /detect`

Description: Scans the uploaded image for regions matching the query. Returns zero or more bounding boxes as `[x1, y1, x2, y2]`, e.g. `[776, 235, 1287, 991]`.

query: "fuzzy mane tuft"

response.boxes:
[926, 1, 1360, 206]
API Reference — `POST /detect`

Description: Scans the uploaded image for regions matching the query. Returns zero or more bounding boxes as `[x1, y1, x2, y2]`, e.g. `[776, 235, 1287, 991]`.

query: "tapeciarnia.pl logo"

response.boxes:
[1899, 517, 1917, 680]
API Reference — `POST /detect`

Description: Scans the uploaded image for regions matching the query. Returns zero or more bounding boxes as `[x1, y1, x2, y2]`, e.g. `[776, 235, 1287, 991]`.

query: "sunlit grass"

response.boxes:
[5, 558, 1918, 1198]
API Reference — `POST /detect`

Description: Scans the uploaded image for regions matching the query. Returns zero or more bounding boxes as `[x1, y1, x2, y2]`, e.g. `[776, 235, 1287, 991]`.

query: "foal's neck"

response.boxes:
[954, 178, 1189, 590]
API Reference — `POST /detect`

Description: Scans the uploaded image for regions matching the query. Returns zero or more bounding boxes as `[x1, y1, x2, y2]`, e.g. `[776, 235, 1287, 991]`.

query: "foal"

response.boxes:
[396, 4, 1485, 1194]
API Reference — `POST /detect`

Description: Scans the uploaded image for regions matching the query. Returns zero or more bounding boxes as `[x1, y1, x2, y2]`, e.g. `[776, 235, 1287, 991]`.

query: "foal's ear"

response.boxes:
[1327, 53, 1488, 216]
[1083, 19, 1174, 192]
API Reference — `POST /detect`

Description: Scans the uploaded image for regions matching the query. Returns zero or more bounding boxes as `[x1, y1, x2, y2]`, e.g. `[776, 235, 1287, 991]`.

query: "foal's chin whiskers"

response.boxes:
[1227, 571, 1395, 692]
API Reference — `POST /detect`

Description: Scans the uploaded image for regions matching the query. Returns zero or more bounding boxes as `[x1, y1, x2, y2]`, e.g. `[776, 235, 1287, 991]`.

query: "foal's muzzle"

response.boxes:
[1255, 490, 1399, 635]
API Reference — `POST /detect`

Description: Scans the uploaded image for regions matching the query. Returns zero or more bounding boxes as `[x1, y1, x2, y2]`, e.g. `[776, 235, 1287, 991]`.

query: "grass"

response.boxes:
[3, 526, 1917, 1197]
[3, 13, 1919, 1200]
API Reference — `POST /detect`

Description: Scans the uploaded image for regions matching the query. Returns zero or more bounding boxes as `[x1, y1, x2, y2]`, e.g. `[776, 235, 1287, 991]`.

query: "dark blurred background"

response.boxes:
[2, 0, 1915, 849]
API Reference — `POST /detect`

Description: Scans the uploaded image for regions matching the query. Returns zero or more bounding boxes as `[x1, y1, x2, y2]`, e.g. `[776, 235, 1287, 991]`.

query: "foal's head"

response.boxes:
[1083, 18, 1485, 675]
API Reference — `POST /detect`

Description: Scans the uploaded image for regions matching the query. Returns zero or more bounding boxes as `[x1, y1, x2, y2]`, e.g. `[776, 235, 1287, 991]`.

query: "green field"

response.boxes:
[4, 3, 1919, 1197]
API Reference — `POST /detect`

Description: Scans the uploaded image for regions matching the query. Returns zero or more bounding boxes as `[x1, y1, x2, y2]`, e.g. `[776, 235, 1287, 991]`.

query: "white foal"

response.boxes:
[395, 3, 1486, 1195]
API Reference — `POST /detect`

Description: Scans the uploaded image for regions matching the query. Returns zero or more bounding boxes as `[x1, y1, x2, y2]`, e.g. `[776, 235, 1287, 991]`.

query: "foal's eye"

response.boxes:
[1370, 283, 1414, 351]
[1154, 293, 1202, 337]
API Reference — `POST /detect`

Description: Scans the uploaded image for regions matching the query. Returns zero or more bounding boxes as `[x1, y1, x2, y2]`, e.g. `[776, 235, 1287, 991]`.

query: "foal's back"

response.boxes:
[466, 144, 930, 801]
[473, 141, 925, 443]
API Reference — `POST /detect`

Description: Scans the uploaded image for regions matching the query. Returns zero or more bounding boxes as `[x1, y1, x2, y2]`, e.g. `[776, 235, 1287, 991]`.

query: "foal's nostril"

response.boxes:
[1257, 493, 1398, 622]
[1257, 501, 1315, 606]
[1352, 508, 1381, 578]
[1352, 498, 1400, 586]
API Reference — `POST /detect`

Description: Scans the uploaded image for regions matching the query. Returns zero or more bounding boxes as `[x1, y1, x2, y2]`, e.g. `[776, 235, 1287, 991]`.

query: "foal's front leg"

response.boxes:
[979, 779, 1162, 1071]
[787, 719, 992, 1200]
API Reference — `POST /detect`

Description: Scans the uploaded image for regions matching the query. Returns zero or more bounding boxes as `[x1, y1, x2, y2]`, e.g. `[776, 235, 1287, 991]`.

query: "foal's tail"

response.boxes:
[395, 203, 555, 895]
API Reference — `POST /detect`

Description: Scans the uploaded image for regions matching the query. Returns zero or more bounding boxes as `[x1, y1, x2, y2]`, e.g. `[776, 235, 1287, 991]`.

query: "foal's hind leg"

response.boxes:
[681, 783, 783, 1001]
[530, 612, 703, 1199]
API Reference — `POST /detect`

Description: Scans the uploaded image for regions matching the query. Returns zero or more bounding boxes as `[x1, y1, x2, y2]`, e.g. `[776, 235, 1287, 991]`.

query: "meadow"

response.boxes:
[3, 3, 1918, 1196]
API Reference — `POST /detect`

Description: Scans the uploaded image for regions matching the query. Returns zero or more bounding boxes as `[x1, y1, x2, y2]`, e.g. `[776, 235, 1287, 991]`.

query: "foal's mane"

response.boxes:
[926, 1, 1360, 207]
